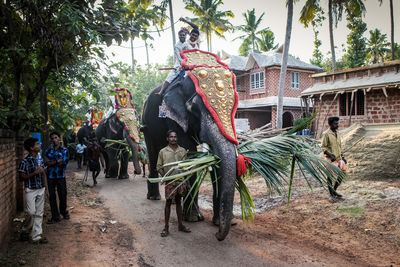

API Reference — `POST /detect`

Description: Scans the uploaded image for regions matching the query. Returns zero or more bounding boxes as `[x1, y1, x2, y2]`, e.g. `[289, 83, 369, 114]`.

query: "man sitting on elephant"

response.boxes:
[157, 130, 191, 237]
[156, 18, 200, 97]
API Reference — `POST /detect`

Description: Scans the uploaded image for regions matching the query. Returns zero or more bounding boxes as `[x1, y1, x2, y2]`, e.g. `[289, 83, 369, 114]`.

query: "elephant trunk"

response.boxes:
[214, 142, 236, 241]
[200, 113, 237, 241]
[124, 130, 141, 174]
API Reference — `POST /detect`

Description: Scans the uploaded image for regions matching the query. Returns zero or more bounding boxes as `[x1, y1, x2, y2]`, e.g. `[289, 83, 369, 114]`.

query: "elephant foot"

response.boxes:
[118, 175, 129, 179]
[134, 170, 141, 175]
[105, 174, 112, 178]
[184, 213, 204, 222]
[147, 195, 161, 200]
[212, 217, 238, 226]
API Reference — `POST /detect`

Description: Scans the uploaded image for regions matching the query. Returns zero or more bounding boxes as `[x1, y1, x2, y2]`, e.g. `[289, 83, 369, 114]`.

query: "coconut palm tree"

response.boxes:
[234, 9, 266, 54]
[300, 0, 366, 71]
[258, 29, 279, 52]
[184, 0, 234, 52]
[367, 28, 390, 64]
[277, 0, 294, 129]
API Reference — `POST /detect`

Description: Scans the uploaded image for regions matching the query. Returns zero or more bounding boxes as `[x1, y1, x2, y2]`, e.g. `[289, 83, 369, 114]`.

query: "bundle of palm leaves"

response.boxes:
[150, 133, 345, 222]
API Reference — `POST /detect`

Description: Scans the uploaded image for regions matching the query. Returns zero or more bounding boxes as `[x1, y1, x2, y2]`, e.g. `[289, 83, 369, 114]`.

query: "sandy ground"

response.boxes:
[2, 160, 400, 267]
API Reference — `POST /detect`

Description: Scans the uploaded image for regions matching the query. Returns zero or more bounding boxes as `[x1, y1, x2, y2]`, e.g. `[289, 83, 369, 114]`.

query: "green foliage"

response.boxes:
[342, 15, 367, 68]
[0, 0, 165, 135]
[184, 0, 234, 52]
[337, 205, 364, 219]
[385, 42, 400, 61]
[366, 28, 391, 64]
[101, 62, 167, 115]
[235, 9, 277, 55]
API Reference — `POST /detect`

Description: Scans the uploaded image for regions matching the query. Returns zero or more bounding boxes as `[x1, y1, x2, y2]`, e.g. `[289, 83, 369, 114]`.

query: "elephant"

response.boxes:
[95, 113, 141, 179]
[77, 124, 94, 145]
[142, 75, 237, 241]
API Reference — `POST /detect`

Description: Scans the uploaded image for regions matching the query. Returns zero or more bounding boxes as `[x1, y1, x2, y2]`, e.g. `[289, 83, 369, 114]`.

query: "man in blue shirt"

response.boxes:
[18, 137, 49, 243]
[44, 131, 70, 224]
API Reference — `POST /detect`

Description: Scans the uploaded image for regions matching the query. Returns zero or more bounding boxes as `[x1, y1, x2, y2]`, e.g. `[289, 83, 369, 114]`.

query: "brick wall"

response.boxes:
[0, 131, 17, 250]
[237, 67, 314, 100]
[314, 88, 400, 136]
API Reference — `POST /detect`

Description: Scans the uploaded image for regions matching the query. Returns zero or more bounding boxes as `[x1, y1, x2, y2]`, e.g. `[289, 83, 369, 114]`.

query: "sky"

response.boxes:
[104, 0, 399, 67]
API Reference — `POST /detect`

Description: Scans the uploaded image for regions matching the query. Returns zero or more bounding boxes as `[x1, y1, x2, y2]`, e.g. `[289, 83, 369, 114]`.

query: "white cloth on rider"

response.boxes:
[105, 96, 116, 119]
[166, 41, 199, 83]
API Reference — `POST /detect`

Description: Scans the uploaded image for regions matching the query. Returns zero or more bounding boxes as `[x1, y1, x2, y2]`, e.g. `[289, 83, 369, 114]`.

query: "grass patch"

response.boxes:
[337, 205, 365, 219]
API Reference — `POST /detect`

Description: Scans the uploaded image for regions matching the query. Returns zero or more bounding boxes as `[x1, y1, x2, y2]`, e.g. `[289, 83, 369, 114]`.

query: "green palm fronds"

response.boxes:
[149, 135, 345, 222]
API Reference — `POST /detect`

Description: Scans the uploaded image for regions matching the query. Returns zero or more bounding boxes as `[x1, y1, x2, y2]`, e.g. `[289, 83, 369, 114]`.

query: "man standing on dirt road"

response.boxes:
[157, 130, 191, 237]
[18, 137, 49, 244]
[321, 117, 347, 202]
[44, 131, 70, 224]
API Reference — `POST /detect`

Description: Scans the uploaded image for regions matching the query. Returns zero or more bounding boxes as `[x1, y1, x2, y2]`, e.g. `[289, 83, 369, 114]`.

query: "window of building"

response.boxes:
[290, 72, 300, 89]
[236, 77, 244, 92]
[339, 91, 365, 116]
[250, 71, 264, 90]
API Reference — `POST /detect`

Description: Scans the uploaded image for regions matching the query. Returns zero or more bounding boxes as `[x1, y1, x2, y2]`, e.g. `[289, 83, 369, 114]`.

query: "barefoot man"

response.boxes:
[157, 130, 191, 237]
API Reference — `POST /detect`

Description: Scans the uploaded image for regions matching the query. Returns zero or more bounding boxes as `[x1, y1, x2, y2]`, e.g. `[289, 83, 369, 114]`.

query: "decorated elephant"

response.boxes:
[96, 88, 141, 179]
[142, 50, 239, 241]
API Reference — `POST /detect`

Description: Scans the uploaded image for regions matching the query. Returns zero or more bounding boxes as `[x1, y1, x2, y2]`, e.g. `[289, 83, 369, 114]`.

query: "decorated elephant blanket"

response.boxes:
[181, 49, 239, 145]
[114, 88, 141, 143]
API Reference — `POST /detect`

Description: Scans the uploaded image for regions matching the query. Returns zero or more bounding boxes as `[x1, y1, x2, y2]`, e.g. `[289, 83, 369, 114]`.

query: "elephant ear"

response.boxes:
[163, 86, 189, 132]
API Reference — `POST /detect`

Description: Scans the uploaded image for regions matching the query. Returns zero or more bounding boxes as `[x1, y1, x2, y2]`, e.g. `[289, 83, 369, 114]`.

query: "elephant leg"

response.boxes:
[106, 147, 119, 178]
[142, 163, 146, 178]
[118, 149, 129, 179]
[146, 142, 161, 200]
[183, 173, 204, 222]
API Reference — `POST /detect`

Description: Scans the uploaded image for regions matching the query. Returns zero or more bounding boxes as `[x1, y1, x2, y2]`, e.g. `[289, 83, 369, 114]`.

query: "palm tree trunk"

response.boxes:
[209, 33, 212, 52]
[276, 0, 293, 129]
[145, 40, 150, 65]
[168, 0, 176, 58]
[328, 0, 337, 71]
[390, 0, 394, 60]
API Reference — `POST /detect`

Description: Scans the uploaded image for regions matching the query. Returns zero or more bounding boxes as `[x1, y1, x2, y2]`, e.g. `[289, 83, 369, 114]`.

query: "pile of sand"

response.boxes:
[340, 123, 400, 180]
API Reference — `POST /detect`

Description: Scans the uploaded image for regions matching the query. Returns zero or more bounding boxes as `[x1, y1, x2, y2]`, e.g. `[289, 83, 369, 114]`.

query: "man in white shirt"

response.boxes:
[75, 142, 87, 169]
[157, 18, 200, 97]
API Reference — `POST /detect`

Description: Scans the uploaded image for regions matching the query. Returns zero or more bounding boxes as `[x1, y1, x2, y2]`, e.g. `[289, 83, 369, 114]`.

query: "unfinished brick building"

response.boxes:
[222, 50, 323, 130]
[300, 60, 400, 137]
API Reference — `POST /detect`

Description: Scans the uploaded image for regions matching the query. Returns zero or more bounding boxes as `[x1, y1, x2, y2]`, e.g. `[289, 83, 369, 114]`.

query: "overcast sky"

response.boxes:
[104, 0, 399, 67]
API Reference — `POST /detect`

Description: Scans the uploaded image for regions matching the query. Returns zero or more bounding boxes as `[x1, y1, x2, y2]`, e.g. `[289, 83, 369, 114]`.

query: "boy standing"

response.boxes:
[44, 131, 70, 223]
[157, 130, 191, 237]
[18, 137, 49, 243]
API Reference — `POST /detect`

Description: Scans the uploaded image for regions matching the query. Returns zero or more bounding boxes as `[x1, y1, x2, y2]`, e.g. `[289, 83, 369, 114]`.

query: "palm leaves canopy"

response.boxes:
[367, 28, 390, 64]
[184, 0, 234, 52]
[300, 0, 366, 71]
[234, 8, 268, 55]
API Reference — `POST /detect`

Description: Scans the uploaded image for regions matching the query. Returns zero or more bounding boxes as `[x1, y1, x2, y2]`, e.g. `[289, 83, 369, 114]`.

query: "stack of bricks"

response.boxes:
[0, 131, 17, 249]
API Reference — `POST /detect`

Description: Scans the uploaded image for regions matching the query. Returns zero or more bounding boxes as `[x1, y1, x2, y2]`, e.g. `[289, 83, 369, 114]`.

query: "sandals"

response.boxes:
[178, 225, 191, 233]
[160, 228, 169, 237]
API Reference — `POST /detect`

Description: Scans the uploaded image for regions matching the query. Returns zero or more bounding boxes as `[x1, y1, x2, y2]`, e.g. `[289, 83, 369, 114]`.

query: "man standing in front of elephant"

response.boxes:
[157, 130, 191, 237]
[44, 131, 70, 224]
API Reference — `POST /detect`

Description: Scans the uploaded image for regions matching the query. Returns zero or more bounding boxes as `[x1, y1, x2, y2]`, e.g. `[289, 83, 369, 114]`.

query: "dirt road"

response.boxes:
[3, 162, 399, 266]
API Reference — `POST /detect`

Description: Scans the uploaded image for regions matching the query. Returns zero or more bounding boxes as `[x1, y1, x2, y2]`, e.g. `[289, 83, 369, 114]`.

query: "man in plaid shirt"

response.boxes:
[18, 137, 49, 244]
[44, 131, 70, 224]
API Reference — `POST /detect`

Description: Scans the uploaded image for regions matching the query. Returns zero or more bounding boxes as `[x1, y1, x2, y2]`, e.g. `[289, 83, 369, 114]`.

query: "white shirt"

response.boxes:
[76, 144, 87, 154]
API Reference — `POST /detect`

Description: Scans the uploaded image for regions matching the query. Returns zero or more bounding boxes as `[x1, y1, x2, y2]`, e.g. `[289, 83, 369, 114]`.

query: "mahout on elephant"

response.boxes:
[142, 50, 239, 241]
[95, 89, 141, 179]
